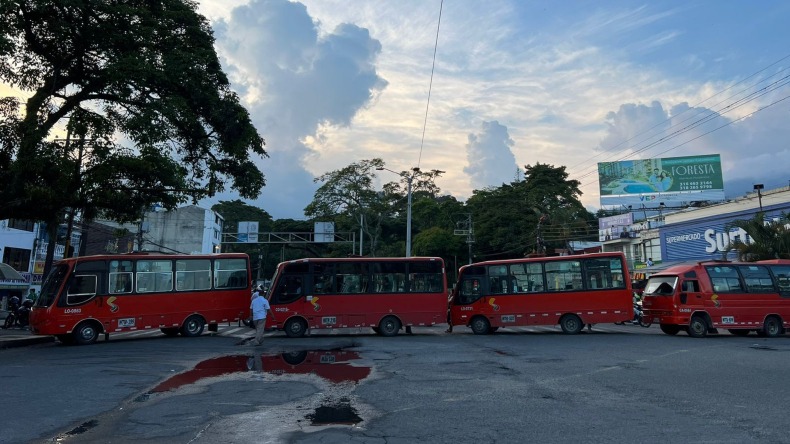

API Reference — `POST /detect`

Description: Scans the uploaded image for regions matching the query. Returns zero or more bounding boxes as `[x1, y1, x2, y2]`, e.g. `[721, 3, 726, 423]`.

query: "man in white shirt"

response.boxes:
[250, 288, 275, 346]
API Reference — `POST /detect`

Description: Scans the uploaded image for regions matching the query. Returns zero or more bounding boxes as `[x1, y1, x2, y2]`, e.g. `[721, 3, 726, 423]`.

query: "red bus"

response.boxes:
[29, 252, 251, 345]
[641, 259, 790, 337]
[265, 257, 448, 337]
[449, 252, 633, 334]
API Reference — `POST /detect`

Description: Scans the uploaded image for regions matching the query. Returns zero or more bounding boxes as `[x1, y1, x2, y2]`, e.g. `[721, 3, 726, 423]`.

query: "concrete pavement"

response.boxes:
[0, 310, 56, 349]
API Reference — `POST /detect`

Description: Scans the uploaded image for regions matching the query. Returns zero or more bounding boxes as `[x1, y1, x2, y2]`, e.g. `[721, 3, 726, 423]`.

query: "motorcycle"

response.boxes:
[2, 298, 31, 329]
[615, 296, 651, 328]
[632, 299, 651, 328]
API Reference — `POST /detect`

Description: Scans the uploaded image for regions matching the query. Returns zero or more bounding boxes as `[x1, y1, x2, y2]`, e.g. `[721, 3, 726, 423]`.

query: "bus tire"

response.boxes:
[762, 316, 783, 338]
[470, 316, 490, 335]
[378, 316, 401, 337]
[728, 329, 750, 336]
[284, 318, 308, 338]
[559, 314, 583, 334]
[161, 327, 180, 337]
[659, 324, 681, 335]
[282, 351, 308, 365]
[688, 315, 708, 338]
[73, 321, 101, 345]
[181, 315, 205, 337]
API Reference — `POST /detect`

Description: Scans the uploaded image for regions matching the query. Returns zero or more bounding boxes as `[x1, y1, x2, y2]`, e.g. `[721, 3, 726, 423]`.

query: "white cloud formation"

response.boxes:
[204, 0, 387, 218]
[464, 121, 518, 190]
[193, 0, 790, 216]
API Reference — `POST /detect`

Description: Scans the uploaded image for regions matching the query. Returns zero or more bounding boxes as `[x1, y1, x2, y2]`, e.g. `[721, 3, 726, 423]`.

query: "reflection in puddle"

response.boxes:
[308, 397, 362, 425]
[266, 350, 371, 384]
[149, 350, 370, 393]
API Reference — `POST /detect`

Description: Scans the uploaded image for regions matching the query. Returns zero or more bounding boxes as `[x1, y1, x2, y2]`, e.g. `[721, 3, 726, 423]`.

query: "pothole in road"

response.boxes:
[307, 396, 363, 426]
[54, 419, 99, 441]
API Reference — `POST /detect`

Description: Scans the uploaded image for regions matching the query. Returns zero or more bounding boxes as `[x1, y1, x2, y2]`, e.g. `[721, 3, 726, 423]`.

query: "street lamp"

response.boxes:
[753, 184, 764, 212]
[377, 166, 420, 257]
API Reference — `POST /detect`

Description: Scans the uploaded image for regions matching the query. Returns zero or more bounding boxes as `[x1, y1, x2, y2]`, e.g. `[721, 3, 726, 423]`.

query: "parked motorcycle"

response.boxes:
[3, 299, 32, 329]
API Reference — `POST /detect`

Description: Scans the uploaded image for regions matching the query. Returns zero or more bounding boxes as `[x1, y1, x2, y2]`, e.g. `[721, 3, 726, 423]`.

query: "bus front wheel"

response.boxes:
[660, 324, 681, 335]
[470, 316, 490, 335]
[181, 315, 205, 337]
[284, 318, 308, 338]
[559, 314, 583, 334]
[378, 316, 401, 337]
[73, 321, 100, 345]
[688, 316, 708, 338]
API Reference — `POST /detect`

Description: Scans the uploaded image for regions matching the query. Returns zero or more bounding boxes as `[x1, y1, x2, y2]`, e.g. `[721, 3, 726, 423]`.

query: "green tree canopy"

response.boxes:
[726, 213, 790, 260]
[467, 163, 593, 259]
[0, 0, 267, 225]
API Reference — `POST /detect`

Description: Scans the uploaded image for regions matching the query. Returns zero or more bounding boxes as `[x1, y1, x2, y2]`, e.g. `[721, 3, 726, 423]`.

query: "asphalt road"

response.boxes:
[2, 324, 789, 444]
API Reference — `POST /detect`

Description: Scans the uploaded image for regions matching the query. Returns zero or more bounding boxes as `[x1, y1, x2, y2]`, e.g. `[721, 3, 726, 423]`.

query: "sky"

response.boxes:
[8, 1, 790, 220]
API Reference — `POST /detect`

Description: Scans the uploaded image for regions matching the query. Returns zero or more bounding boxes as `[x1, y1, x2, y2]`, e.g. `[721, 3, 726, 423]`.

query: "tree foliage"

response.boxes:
[726, 213, 790, 261]
[467, 163, 593, 260]
[0, 0, 267, 224]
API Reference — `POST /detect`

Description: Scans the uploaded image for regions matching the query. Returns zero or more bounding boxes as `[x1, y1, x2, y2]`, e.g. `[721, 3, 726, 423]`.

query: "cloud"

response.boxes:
[205, 0, 387, 218]
[463, 121, 519, 190]
[589, 98, 790, 204]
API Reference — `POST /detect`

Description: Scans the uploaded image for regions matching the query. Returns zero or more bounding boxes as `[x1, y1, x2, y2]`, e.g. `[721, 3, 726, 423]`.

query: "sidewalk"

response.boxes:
[0, 310, 56, 349]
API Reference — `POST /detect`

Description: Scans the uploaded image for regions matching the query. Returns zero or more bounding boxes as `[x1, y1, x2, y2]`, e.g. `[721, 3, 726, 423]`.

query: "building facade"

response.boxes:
[603, 186, 790, 273]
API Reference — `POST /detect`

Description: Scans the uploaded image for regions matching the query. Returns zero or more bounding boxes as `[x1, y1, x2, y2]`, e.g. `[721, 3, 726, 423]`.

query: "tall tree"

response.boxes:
[0, 0, 267, 227]
[466, 163, 592, 259]
[304, 158, 388, 255]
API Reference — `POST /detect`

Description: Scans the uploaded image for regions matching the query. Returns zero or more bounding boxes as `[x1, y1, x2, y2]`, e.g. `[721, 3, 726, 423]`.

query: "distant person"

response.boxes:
[27, 288, 37, 302]
[250, 289, 276, 346]
[646, 258, 654, 267]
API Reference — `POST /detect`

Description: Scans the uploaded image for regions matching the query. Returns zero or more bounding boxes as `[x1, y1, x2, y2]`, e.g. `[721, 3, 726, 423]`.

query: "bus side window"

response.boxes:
[682, 281, 699, 292]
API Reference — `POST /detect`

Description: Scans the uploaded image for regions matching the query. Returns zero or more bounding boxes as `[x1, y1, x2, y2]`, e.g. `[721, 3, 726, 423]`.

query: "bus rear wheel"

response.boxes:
[74, 321, 100, 345]
[687, 315, 708, 338]
[378, 316, 401, 337]
[284, 318, 308, 338]
[181, 315, 205, 337]
[659, 324, 681, 335]
[470, 316, 490, 335]
[559, 314, 583, 334]
[762, 316, 783, 338]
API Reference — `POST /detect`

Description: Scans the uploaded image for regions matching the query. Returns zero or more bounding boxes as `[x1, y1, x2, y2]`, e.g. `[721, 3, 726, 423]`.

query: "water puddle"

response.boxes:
[148, 350, 371, 394]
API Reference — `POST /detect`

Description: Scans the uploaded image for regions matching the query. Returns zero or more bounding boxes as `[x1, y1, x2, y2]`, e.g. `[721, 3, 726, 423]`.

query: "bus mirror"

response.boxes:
[679, 293, 687, 304]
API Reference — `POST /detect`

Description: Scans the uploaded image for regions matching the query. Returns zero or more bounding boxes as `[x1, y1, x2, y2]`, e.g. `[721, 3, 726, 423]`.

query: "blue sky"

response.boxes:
[183, 1, 790, 217]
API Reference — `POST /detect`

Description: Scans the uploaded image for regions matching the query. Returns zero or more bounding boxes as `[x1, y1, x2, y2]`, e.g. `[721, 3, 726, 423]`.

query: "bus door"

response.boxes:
[271, 262, 308, 322]
[451, 266, 486, 325]
[60, 260, 104, 329]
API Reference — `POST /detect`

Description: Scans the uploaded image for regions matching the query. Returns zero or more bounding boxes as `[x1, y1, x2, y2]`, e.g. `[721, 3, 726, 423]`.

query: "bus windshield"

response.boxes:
[35, 264, 69, 307]
[644, 276, 678, 295]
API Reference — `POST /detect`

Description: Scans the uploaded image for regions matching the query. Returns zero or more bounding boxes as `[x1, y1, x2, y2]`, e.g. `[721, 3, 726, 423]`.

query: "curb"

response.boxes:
[0, 335, 56, 349]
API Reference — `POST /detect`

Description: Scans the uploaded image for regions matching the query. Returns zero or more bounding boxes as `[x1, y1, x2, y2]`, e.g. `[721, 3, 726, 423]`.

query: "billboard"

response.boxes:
[598, 213, 633, 241]
[237, 221, 259, 243]
[598, 154, 725, 208]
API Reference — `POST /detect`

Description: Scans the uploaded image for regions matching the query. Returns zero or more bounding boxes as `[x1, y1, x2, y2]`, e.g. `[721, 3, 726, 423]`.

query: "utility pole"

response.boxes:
[454, 214, 474, 264]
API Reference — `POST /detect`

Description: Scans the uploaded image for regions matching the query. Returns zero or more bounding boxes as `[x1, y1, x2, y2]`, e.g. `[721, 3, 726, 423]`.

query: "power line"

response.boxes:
[563, 54, 790, 187]
[416, 0, 443, 170]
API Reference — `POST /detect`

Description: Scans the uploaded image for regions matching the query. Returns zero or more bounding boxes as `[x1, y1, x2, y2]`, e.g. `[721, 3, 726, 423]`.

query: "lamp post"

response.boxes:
[754, 184, 764, 212]
[377, 166, 420, 257]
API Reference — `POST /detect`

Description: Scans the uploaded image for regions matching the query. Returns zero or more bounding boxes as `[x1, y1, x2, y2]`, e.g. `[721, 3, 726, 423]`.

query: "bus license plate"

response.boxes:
[322, 316, 336, 325]
[118, 318, 136, 328]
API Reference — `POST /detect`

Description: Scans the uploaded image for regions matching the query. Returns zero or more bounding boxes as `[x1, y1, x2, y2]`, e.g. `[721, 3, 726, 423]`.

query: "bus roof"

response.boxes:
[278, 256, 444, 266]
[458, 252, 626, 271]
[56, 252, 249, 264]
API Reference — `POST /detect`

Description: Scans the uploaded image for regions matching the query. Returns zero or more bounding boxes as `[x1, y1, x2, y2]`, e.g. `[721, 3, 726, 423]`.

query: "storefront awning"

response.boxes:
[0, 263, 27, 289]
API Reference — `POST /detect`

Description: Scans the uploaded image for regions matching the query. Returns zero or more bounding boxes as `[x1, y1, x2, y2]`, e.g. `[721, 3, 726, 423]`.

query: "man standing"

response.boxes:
[250, 287, 275, 346]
